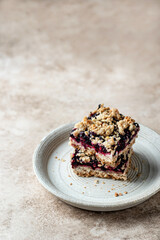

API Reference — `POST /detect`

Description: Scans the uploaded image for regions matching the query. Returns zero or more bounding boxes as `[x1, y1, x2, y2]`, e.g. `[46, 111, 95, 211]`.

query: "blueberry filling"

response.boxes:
[70, 128, 139, 154]
[115, 127, 139, 153]
[70, 131, 108, 154]
[71, 150, 129, 173]
[70, 124, 139, 155]
[71, 128, 76, 132]
[98, 104, 101, 109]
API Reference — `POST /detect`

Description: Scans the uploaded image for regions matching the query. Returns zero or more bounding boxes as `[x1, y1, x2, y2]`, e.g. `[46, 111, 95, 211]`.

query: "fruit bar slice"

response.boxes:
[71, 148, 133, 180]
[69, 104, 139, 167]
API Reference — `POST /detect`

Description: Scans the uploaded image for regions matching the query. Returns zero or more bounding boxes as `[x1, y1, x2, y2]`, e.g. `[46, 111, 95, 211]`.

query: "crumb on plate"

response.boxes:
[94, 180, 99, 184]
[115, 192, 119, 197]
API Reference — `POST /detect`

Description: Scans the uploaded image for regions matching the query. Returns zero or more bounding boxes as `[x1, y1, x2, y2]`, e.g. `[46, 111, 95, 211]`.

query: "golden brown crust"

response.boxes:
[73, 168, 128, 180]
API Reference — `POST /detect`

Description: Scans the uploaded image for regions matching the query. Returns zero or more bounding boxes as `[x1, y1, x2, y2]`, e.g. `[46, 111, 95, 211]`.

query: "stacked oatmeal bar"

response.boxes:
[69, 104, 140, 180]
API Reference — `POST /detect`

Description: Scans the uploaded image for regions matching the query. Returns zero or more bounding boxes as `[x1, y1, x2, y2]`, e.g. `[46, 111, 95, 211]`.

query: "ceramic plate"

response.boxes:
[33, 123, 160, 211]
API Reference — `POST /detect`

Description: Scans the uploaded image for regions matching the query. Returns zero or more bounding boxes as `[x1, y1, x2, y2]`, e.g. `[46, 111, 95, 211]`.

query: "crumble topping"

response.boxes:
[71, 104, 139, 152]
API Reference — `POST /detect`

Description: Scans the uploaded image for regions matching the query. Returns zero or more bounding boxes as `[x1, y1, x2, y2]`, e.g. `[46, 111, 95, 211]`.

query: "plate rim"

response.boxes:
[33, 123, 160, 210]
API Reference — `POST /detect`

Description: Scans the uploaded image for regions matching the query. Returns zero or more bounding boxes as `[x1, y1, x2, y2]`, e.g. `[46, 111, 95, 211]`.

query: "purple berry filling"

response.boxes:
[71, 150, 129, 173]
[70, 123, 139, 155]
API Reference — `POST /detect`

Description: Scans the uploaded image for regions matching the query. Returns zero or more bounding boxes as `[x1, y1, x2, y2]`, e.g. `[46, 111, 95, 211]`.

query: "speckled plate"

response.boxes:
[33, 123, 160, 211]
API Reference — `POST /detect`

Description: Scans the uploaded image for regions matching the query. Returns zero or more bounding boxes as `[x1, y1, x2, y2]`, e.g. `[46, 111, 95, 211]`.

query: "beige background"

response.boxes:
[1, 0, 160, 239]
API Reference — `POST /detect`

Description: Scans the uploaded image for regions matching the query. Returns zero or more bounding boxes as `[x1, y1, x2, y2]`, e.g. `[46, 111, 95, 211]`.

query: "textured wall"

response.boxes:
[0, 0, 160, 239]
